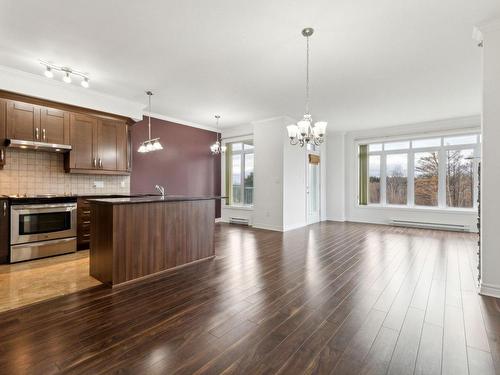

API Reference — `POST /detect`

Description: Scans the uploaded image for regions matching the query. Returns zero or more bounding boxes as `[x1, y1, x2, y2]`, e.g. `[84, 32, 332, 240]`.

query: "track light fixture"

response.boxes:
[39, 60, 90, 88]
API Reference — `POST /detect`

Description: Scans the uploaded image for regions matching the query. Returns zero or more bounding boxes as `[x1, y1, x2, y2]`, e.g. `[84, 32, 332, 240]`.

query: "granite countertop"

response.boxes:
[88, 195, 225, 205]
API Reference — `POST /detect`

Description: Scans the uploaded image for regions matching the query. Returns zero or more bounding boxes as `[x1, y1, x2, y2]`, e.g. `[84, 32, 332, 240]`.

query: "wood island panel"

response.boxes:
[90, 199, 215, 286]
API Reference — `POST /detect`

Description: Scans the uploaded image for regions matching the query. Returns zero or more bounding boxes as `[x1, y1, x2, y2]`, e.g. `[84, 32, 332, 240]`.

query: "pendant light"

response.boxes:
[286, 28, 327, 147]
[210, 115, 226, 154]
[138, 91, 163, 153]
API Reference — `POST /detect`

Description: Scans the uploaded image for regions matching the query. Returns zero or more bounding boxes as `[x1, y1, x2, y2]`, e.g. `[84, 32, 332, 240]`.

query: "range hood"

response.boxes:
[4, 139, 72, 153]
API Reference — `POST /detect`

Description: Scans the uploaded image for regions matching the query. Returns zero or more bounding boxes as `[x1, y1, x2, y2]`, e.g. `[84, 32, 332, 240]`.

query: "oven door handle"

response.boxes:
[11, 204, 77, 213]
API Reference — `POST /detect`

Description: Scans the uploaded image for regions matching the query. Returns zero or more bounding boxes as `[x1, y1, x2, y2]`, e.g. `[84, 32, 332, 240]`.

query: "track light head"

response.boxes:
[81, 77, 89, 88]
[44, 66, 53, 78]
[62, 71, 72, 83]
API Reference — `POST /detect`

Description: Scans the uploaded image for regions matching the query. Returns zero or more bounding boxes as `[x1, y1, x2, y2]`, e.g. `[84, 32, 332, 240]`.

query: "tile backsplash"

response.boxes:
[0, 149, 130, 196]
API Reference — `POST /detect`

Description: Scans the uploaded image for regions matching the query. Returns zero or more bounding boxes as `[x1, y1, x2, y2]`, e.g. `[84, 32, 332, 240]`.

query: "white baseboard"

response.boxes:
[283, 222, 307, 232]
[215, 218, 223, 223]
[479, 282, 500, 298]
[252, 223, 283, 232]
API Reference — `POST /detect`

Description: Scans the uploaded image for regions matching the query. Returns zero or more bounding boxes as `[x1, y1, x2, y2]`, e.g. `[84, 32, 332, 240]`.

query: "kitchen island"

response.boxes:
[88, 196, 217, 286]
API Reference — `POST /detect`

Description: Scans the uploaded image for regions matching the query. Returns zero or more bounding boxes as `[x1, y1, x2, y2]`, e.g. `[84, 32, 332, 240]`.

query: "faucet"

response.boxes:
[155, 185, 166, 197]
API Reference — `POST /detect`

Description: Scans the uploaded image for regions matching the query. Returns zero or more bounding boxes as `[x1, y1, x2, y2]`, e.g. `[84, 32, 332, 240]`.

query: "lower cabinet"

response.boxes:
[0, 198, 9, 264]
[77, 197, 92, 250]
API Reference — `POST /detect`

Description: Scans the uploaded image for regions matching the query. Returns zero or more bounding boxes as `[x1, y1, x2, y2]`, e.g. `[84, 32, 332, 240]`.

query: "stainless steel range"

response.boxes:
[9, 195, 77, 262]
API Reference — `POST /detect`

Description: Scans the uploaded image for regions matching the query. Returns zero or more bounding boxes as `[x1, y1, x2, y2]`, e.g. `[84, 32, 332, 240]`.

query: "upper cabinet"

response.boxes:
[64, 114, 130, 175]
[40, 108, 69, 144]
[6, 100, 68, 144]
[0, 92, 132, 175]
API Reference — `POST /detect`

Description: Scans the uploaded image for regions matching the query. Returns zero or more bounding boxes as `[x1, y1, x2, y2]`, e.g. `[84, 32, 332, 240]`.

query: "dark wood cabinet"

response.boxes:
[0, 91, 132, 174]
[40, 107, 69, 144]
[67, 113, 97, 170]
[6, 101, 39, 141]
[77, 197, 92, 250]
[0, 99, 6, 169]
[0, 198, 9, 264]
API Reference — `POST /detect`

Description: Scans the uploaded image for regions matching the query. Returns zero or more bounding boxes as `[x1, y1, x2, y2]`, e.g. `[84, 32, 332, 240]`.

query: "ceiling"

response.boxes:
[0, 0, 498, 130]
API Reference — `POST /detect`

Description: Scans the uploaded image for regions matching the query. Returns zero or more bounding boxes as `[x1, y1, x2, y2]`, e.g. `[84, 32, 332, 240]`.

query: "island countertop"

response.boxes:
[87, 195, 225, 205]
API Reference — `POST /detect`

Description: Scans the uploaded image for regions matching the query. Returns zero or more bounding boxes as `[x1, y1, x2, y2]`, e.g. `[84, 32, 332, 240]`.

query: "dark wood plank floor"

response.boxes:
[0, 221, 499, 375]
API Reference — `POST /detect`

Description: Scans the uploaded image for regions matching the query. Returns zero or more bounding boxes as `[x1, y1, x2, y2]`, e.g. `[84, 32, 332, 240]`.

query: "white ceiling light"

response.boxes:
[44, 66, 53, 78]
[81, 77, 89, 88]
[138, 91, 163, 153]
[210, 115, 226, 155]
[62, 71, 72, 83]
[39, 60, 89, 88]
[287, 28, 327, 147]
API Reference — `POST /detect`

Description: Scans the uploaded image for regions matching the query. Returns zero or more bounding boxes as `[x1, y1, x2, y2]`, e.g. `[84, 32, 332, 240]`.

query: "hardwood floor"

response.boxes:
[0, 221, 498, 374]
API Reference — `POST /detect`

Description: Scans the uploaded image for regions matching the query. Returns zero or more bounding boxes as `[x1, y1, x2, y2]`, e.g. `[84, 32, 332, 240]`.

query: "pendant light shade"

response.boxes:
[138, 91, 163, 153]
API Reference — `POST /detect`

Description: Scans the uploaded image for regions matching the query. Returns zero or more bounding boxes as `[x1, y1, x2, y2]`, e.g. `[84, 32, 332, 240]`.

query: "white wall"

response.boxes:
[253, 118, 285, 231]
[283, 116, 307, 231]
[0, 65, 144, 120]
[478, 19, 500, 297]
[325, 131, 346, 221]
[343, 116, 480, 230]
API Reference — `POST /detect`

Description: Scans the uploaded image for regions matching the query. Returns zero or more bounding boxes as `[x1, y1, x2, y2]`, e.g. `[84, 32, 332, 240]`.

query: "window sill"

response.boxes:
[223, 205, 254, 211]
[356, 204, 477, 215]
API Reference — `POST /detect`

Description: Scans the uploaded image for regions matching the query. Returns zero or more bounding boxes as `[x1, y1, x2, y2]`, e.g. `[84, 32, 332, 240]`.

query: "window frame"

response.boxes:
[358, 133, 480, 211]
[229, 140, 254, 207]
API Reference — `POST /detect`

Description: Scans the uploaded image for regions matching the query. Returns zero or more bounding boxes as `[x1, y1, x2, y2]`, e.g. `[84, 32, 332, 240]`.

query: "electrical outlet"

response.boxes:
[93, 181, 104, 188]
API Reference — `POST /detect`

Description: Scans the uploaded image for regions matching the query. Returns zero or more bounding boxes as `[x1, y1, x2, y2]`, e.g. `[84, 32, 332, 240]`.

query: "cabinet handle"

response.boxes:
[42, 129, 46, 141]
[93, 158, 97, 168]
[83, 220, 91, 224]
[0, 148, 4, 163]
[99, 158, 103, 169]
[35, 128, 39, 140]
[83, 210, 91, 214]
[2, 202, 6, 217]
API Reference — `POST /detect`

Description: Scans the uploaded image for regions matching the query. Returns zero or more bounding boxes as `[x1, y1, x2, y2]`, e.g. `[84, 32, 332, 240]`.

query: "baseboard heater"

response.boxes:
[229, 217, 250, 226]
[389, 219, 469, 232]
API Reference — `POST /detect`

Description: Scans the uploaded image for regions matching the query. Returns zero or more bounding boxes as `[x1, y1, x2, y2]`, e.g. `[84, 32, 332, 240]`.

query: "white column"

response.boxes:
[477, 20, 500, 297]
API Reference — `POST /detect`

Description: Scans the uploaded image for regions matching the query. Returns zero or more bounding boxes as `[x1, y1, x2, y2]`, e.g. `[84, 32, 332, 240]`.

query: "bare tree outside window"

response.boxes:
[368, 155, 380, 203]
[446, 149, 474, 208]
[414, 151, 439, 206]
[386, 154, 407, 204]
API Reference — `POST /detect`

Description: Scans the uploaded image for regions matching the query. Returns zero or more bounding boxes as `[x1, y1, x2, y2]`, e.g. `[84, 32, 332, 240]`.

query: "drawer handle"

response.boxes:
[82, 210, 91, 214]
[82, 221, 91, 224]
[82, 233, 91, 237]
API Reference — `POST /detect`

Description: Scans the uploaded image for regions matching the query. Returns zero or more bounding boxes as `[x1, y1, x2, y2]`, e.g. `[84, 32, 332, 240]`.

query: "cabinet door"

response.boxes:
[0, 100, 6, 168]
[69, 113, 97, 169]
[40, 107, 69, 144]
[6, 101, 40, 141]
[116, 122, 129, 171]
[97, 119, 122, 171]
[0, 199, 9, 264]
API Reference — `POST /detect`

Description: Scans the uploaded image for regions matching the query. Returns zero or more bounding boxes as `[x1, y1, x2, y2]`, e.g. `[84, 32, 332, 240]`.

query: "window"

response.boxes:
[368, 155, 381, 204]
[386, 154, 407, 205]
[414, 151, 438, 206]
[359, 132, 479, 210]
[227, 141, 254, 206]
[446, 149, 474, 208]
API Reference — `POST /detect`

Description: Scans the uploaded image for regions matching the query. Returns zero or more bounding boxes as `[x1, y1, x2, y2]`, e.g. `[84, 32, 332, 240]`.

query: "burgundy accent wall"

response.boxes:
[130, 116, 221, 218]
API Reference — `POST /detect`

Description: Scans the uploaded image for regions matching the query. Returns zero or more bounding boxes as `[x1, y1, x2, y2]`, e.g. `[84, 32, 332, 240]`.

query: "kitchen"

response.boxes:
[0, 90, 221, 311]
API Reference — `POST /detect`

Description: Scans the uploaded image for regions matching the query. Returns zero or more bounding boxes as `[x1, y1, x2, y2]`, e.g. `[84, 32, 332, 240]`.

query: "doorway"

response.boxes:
[306, 147, 321, 224]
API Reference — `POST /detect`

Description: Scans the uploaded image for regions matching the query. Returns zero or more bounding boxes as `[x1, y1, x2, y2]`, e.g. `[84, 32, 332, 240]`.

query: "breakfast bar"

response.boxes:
[88, 196, 217, 286]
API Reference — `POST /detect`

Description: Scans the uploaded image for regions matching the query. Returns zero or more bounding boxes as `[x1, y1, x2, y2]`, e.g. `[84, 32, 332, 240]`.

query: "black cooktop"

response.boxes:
[6, 195, 78, 205]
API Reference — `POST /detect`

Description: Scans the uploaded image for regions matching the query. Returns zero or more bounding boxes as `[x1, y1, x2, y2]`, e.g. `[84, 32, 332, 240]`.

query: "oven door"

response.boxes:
[11, 203, 77, 245]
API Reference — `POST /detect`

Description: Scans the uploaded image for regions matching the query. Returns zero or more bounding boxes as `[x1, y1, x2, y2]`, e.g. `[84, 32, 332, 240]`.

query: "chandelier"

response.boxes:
[287, 28, 327, 147]
[138, 91, 163, 153]
[210, 115, 226, 154]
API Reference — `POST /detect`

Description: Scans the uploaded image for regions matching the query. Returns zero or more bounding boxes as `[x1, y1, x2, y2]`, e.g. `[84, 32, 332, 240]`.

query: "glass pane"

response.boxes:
[368, 155, 380, 204]
[244, 153, 254, 205]
[446, 149, 474, 208]
[232, 142, 243, 151]
[244, 142, 254, 150]
[19, 212, 71, 235]
[384, 141, 410, 151]
[308, 163, 319, 214]
[412, 138, 441, 148]
[386, 153, 408, 205]
[444, 134, 477, 146]
[369, 143, 382, 152]
[414, 151, 439, 206]
[232, 154, 242, 204]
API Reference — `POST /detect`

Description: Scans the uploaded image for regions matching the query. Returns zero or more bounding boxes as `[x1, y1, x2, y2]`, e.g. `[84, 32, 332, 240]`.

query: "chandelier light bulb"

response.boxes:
[44, 66, 53, 78]
[63, 72, 72, 83]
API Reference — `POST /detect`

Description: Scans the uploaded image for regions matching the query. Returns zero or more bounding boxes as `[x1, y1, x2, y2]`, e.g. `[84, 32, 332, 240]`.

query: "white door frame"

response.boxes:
[306, 148, 321, 224]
